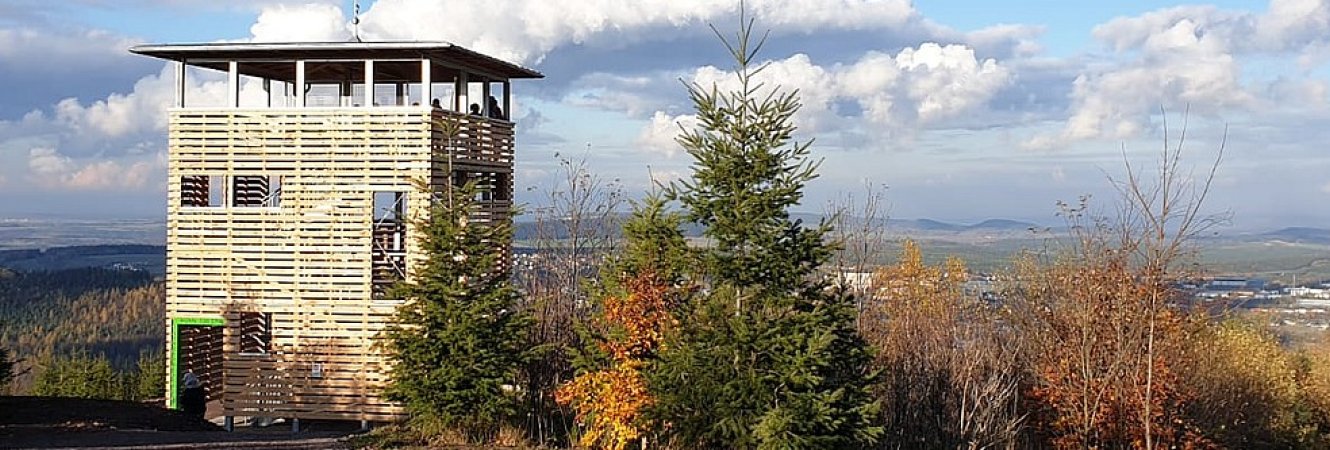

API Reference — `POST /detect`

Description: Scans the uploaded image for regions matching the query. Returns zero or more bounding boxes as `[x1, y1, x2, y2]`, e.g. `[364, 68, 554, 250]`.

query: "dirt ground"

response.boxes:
[0, 397, 361, 449]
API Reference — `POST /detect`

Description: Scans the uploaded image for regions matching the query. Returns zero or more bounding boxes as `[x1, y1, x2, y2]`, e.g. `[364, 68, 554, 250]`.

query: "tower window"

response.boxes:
[232, 175, 282, 208]
[180, 175, 224, 207]
[373, 191, 406, 222]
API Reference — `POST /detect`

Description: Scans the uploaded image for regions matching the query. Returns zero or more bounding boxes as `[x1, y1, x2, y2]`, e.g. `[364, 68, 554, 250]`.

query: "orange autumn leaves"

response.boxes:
[1010, 244, 1204, 448]
[598, 272, 674, 361]
[555, 271, 675, 450]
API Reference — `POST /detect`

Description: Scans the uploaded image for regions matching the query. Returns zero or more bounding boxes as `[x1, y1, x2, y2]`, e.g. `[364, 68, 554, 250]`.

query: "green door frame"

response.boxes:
[169, 316, 225, 409]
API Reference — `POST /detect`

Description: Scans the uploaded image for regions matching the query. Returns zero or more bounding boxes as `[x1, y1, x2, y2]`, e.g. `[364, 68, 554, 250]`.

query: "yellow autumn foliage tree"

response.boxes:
[1301, 336, 1330, 443]
[863, 240, 1025, 448]
[557, 271, 674, 450]
[1178, 319, 1313, 447]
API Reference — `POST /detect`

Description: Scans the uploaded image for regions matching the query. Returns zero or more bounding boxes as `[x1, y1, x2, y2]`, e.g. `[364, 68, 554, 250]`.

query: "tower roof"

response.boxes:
[130, 41, 543, 81]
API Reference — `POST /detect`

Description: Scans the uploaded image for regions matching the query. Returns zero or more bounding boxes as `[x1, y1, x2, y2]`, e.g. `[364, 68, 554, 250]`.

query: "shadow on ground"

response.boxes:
[0, 397, 360, 449]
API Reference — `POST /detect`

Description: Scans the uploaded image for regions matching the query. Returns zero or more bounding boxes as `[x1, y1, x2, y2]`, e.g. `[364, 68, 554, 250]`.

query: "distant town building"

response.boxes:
[1290, 287, 1330, 299]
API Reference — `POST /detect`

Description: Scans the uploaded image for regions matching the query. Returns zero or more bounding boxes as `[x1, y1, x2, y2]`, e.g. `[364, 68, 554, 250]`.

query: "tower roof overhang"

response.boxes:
[130, 41, 543, 82]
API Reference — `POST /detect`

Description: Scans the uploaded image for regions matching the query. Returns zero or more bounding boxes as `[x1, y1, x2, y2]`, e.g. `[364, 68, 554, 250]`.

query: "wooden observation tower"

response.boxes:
[131, 41, 542, 425]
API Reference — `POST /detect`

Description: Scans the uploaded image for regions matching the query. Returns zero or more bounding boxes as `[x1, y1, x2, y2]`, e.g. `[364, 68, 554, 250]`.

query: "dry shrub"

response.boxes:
[1005, 118, 1226, 449]
[1177, 319, 1312, 448]
[863, 240, 1025, 449]
[351, 420, 535, 449]
[518, 154, 624, 444]
[1007, 225, 1206, 449]
[1301, 335, 1330, 444]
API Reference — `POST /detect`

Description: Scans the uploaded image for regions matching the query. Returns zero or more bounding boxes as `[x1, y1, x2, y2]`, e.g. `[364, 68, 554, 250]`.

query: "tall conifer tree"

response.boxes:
[382, 182, 531, 438]
[647, 11, 882, 450]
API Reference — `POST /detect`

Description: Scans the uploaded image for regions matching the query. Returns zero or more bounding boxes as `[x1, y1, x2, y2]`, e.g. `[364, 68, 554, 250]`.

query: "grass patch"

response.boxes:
[348, 422, 539, 449]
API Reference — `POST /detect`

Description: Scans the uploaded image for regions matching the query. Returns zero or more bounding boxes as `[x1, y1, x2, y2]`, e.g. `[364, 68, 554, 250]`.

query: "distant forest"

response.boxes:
[0, 266, 163, 394]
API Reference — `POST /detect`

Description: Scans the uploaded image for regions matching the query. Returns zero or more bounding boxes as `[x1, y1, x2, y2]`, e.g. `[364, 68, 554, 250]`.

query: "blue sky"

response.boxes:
[0, 0, 1327, 231]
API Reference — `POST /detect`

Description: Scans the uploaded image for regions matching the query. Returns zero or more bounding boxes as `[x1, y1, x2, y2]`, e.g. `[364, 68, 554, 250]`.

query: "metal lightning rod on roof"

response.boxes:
[352, 0, 363, 42]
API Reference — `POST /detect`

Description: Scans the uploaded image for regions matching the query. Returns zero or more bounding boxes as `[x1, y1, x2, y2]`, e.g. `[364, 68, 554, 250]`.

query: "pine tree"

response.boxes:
[31, 352, 121, 399]
[381, 181, 532, 439]
[136, 350, 165, 401]
[646, 13, 881, 449]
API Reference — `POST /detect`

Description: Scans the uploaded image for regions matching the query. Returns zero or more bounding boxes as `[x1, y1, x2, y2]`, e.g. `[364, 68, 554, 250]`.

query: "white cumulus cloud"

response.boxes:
[53, 70, 174, 138]
[638, 43, 1011, 156]
[27, 147, 73, 176]
[25, 147, 158, 191]
[636, 111, 699, 157]
[359, 0, 919, 65]
[250, 3, 351, 42]
[1, 58, 267, 193]
[853, 43, 1011, 124]
[1029, 0, 1330, 149]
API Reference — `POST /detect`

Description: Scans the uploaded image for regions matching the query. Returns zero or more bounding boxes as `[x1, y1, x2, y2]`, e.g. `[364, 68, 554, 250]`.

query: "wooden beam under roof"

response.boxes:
[131, 41, 543, 82]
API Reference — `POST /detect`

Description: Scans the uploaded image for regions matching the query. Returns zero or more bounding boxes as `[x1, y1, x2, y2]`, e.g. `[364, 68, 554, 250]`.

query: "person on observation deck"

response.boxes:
[487, 95, 505, 120]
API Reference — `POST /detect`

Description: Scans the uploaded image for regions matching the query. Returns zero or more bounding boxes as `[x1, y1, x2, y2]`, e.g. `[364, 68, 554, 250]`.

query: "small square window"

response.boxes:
[373, 191, 406, 221]
[180, 175, 224, 207]
[233, 175, 282, 207]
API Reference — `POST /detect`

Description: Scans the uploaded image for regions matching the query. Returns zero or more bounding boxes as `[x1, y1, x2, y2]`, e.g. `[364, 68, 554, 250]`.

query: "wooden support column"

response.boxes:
[295, 60, 306, 107]
[227, 61, 239, 108]
[481, 81, 491, 117]
[503, 80, 511, 121]
[175, 61, 186, 108]
[420, 59, 432, 107]
[364, 60, 375, 107]
[456, 71, 468, 113]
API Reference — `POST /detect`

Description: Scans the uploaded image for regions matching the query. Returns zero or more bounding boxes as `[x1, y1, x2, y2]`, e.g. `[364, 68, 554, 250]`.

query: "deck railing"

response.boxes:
[430, 110, 514, 167]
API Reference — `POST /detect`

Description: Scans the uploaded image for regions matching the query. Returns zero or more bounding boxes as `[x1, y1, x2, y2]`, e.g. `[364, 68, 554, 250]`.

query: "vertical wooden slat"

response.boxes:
[227, 61, 239, 108]
[420, 59, 432, 105]
[295, 61, 305, 108]
[175, 61, 186, 108]
[364, 60, 374, 107]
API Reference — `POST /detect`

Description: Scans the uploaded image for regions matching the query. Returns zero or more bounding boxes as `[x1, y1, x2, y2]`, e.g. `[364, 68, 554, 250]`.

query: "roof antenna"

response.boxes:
[352, 0, 363, 42]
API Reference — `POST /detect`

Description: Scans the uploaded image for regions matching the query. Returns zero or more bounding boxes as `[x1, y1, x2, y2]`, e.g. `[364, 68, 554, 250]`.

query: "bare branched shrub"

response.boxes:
[826, 180, 890, 304]
[1008, 198, 1207, 449]
[863, 240, 1026, 449]
[517, 153, 624, 444]
[1006, 114, 1225, 449]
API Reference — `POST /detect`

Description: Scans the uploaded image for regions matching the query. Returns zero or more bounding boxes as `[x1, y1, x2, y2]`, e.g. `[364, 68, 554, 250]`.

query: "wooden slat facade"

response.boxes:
[165, 106, 514, 422]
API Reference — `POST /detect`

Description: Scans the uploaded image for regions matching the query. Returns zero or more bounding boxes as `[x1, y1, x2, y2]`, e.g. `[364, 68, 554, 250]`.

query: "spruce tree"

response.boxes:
[31, 352, 120, 399]
[136, 350, 165, 401]
[646, 14, 882, 449]
[382, 181, 532, 438]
